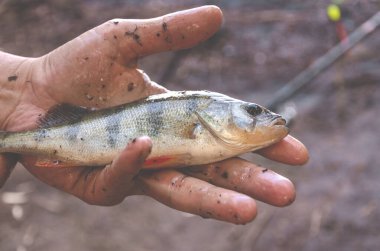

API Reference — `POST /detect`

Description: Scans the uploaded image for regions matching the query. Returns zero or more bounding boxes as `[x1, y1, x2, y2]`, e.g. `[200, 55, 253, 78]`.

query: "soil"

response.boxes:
[1, 1, 379, 250]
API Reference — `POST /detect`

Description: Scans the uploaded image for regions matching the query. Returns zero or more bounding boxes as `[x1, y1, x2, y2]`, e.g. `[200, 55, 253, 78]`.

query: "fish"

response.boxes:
[0, 91, 288, 168]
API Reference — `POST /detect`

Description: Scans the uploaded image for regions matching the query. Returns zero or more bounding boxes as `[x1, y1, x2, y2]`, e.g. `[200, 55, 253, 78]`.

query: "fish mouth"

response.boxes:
[269, 117, 286, 126]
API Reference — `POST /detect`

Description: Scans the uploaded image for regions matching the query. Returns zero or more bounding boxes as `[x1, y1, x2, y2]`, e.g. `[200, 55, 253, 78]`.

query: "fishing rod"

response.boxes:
[266, 11, 380, 111]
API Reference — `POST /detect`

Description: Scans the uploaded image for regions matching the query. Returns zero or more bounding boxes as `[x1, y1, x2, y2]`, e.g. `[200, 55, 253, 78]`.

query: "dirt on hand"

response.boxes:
[1, 1, 379, 251]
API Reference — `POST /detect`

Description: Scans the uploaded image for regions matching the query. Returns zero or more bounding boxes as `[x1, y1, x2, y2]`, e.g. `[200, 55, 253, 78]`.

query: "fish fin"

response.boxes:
[144, 154, 192, 168]
[34, 158, 74, 168]
[0, 131, 15, 152]
[38, 103, 93, 128]
[0, 130, 10, 140]
[189, 123, 203, 139]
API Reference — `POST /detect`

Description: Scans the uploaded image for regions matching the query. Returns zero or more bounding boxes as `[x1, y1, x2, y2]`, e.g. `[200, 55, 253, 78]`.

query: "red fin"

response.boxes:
[144, 156, 173, 167]
[143, 153, 192, 168]
[21, 155, 74, 168]
[34, 159, 72, 168]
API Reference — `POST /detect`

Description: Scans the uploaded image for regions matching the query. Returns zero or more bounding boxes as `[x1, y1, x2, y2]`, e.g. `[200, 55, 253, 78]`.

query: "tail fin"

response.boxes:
[0, 131, 13, 152]
[0, 131, 9, 138]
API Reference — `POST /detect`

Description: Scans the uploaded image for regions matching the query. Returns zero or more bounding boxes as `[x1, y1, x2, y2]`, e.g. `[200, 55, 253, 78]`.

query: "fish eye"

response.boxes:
[245, 104, 263, 116]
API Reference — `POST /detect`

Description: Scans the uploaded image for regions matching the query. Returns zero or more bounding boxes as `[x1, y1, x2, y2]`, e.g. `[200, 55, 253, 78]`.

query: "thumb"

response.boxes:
[94, 136, 152, 205]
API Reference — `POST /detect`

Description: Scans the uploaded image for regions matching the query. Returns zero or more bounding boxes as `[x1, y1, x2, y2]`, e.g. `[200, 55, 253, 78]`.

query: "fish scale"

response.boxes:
[0, 91, 288, 168]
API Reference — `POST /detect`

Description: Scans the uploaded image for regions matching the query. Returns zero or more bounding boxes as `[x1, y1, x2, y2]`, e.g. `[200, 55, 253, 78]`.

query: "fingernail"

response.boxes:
[135, 136, 152, 160]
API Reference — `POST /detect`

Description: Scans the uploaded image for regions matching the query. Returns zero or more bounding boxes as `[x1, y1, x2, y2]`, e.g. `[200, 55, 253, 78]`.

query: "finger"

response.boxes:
[81, 136, 152, 205]
[110, 69, 169, 102]
[257, 135, 309, 165]
[21, 137, 152, 206]
[0, 153, 18, 188]
[145, 80, 169, 96]
[185, 158, 296, 207]
[137, 169, 257, 224]
[90, 69, 169, 108]
[100, 5, 223, 59]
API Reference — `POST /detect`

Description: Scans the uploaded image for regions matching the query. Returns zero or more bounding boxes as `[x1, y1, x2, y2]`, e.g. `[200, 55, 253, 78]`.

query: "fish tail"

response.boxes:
[0, 131, 10, 152]
[0, 131, 8, 138]
[0, 131, 18, 153]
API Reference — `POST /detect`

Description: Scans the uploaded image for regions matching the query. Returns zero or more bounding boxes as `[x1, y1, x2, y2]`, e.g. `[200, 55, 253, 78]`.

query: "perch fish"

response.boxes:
[0, 91, 288, 168]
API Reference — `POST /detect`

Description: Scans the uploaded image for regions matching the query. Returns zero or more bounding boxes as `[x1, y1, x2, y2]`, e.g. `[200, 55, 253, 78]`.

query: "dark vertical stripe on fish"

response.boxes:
[34, 129, 48, 142]
[147, 101, 164, 137]
[105, 114, 121, 148]
[65, 123, 81, 142]
[185, 98, 199, 116]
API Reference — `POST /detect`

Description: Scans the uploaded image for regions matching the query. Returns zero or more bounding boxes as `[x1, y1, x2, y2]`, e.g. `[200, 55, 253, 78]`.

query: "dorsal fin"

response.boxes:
[38, 104, 93, 128]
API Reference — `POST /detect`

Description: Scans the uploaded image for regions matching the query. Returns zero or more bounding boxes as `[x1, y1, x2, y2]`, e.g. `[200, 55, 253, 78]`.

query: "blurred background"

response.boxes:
[0, 0, 379, 250]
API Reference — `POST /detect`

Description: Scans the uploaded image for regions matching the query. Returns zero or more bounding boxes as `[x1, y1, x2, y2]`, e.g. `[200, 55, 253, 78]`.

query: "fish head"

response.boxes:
[233, 102, 289, 149]
[196, 96, 288, 151]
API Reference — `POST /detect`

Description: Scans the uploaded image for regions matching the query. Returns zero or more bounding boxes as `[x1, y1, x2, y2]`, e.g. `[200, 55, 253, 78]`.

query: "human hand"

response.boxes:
[0, 6, 308, 224]
[136, 135, 308, 223]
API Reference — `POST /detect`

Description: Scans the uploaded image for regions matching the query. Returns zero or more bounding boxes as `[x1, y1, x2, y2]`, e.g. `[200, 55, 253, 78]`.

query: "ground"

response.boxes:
[0, 0, 379, 250]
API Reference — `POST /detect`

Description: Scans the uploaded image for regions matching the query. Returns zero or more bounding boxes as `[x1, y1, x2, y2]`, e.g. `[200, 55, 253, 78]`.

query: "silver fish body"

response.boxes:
[0, 91, 288, 168]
